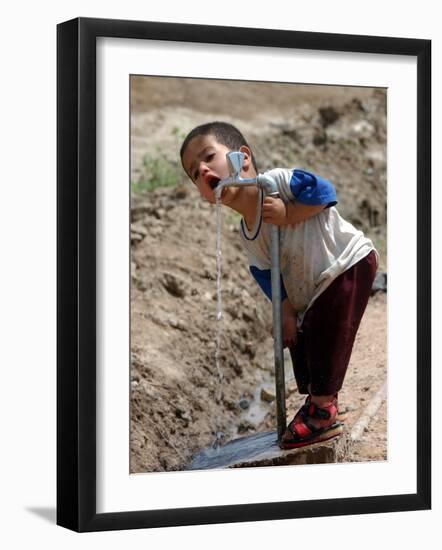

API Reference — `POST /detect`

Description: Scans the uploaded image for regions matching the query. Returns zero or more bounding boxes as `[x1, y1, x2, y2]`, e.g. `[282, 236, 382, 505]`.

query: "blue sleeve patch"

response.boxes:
[250, 266, 288, 302]
[289, 169, 337, 208]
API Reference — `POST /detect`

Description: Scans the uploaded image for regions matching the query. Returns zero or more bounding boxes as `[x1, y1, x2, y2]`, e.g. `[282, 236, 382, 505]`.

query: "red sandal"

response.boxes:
[280, 397, 343, 449]
[291, 394, 348, 423]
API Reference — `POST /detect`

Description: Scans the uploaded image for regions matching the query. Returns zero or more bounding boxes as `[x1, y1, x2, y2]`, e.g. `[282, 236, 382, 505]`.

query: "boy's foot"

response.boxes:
[291, 395, 348, 423]
[280, 397, 343, 449]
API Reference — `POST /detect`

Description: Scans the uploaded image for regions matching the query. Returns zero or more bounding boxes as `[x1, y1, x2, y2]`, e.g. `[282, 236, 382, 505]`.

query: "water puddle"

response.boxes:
[187, 431, 279, 470]
[236, 371, 275, 435]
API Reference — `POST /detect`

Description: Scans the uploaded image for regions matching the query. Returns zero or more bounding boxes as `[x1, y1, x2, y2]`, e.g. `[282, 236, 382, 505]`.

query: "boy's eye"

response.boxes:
[192, 153, 215, 180]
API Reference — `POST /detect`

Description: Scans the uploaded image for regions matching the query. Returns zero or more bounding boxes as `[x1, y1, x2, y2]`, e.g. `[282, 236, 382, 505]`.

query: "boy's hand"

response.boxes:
[281, 298, 297, 348]
[262, 197, 287, 226]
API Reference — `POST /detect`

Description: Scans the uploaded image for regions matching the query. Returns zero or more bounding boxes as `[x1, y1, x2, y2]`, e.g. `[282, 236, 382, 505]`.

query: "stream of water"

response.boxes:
[212, 195, 225, 448]
[212, 195, 278, 448]
[211, 193, 285, 450]
[192, 193, 281, 463]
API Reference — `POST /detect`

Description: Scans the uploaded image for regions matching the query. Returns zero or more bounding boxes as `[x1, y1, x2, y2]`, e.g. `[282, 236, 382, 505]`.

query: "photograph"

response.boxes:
[56, 17, 430, 531]
[129, 76, 388, 473]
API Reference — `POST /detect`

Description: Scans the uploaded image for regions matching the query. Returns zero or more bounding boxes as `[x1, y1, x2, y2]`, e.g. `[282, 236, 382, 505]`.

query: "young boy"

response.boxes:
[180, 121, 378, 449]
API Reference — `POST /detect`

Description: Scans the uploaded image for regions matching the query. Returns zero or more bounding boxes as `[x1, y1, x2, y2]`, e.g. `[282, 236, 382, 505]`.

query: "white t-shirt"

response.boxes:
[239, 168, 378, 322]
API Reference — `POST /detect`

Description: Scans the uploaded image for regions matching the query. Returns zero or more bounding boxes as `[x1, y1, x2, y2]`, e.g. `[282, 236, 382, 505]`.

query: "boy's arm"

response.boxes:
[263, 197, 325, 225]
[263, 168, 337, 226]
[281, 296, 297, 348]
[250, 267, 297, 347]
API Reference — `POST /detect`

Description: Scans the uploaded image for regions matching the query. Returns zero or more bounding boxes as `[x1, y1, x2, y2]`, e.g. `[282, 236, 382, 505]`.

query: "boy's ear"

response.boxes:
[239, 145, 253, 171]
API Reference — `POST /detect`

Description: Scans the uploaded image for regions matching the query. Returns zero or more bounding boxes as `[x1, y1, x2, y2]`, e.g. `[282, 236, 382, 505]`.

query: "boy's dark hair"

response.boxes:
[180, 121, 258, 172]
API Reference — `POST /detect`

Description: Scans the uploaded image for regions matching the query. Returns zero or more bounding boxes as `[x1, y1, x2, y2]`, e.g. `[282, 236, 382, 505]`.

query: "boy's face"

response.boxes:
[182, 134, 249, 205]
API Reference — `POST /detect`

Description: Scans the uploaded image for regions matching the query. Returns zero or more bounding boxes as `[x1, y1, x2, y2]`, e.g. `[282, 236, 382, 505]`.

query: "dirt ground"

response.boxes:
[130, 77, 387, 472]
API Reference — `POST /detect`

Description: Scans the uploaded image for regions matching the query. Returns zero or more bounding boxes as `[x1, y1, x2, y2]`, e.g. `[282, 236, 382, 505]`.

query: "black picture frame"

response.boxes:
[57, 17, 431, 532]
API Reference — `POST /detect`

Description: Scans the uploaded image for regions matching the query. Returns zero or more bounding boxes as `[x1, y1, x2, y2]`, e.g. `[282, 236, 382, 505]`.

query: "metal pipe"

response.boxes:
[269, 223, 286, 439]
[216, 153, 286, 440]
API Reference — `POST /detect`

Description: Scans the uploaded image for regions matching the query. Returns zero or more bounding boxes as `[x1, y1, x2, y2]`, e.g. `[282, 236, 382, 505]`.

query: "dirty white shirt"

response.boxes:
[239, 168, 378, 323]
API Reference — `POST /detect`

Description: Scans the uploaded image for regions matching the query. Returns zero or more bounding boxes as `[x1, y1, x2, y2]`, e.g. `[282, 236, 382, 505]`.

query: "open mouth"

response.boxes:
[207, 177, 220, 190]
